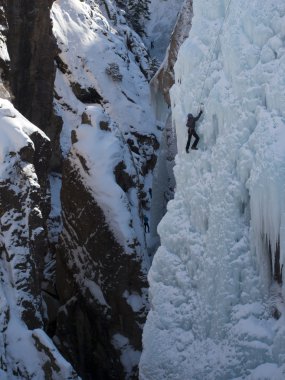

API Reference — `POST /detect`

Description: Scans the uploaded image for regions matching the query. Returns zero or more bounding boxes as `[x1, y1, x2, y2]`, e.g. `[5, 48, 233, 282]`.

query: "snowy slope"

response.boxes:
[52, 0, 159, 257]
[51, 1, 161, 377]
[140, 0, 285, 379]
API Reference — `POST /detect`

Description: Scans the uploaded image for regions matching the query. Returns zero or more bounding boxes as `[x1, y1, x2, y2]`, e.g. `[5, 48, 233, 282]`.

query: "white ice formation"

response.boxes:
[141, 0, 285, 379]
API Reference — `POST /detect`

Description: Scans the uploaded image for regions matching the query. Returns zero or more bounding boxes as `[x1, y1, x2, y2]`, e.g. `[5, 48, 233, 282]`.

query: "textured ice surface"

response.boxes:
[140, 1, 285, 379]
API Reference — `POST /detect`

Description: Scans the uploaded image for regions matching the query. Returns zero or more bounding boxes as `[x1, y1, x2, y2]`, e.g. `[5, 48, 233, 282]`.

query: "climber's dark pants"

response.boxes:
[186, 129, 199, 151]
[144, 223, 150, 233]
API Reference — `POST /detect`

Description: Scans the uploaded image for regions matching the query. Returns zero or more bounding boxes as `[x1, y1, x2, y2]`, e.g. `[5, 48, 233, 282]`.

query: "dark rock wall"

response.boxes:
[0, 1, 154, 378]
[55, 156, 148, 380]
[0, 130, 51, 330]
[152, 0, 193, 105]
[3, 0, 57, 136]
[0, 4, 9, 85]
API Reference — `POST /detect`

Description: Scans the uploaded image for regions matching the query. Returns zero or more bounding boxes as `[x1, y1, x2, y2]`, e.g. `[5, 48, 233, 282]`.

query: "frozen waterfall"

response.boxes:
[140, 0, 285, 379]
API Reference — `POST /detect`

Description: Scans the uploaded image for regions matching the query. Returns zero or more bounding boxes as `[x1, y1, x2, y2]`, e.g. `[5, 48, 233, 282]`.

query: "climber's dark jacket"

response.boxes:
[186, 110, 203, 152]
[186, 110, 203, 131]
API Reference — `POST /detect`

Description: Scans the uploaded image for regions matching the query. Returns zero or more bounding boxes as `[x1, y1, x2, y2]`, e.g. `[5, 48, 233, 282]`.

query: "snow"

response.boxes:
[48, 173, 63, 242]
[52, 0, 156, 137]
[140, 0, 285, 379]
[52, 0, 159, 262]
[112, 334, 141, 379]
[3, 320, 76, 380]
[51, 1, 163, 375]
[0, 97, 77, 378]
[84, 279, 110, 307]
[0, 100, 47, 169]
[246, 364, 285, 380]
[123, 290, 144, 312]
[69, 108, 147, 260]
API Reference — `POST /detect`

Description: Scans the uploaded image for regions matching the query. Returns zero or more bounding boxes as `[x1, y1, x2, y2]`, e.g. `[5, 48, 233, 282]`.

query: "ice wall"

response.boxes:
[140, 1, 285, 379]
[149, 113, 176, 254]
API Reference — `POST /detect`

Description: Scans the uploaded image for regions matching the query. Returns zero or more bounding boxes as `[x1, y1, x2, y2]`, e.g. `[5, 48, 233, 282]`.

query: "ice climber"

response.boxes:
[144, 215, 150, 233]
[186, 109, 203, 152]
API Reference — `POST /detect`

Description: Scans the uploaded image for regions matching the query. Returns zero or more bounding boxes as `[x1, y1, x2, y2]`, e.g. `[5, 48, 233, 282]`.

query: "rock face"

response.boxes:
[0, 6, 78, 378]
[2, 0, 63, 171]
[50, 2, 160, 377]
[55, 155, 148, 380]
[3, 0, 58, 155]
[0, 0, 165, 378]
[0, 101, 78, 379]
[151, 0, 193, 105]
[0, 129, 50, 331]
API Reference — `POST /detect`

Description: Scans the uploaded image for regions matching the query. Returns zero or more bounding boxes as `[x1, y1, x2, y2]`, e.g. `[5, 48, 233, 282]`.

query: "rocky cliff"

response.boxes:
[55, 152, 148, 379]
[151, 0, 193, 106]
[0, 100, 78, 379]
[4, 0, 57, 134]
[0, 0, 185, 378]
[1, 0, 162, 377]
[0, 6, 79, 378]
[50, 1, 161, 377]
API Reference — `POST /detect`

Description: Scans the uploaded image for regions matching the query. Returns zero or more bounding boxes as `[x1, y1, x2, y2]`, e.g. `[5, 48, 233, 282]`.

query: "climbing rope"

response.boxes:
[195, 0, 233, 113]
